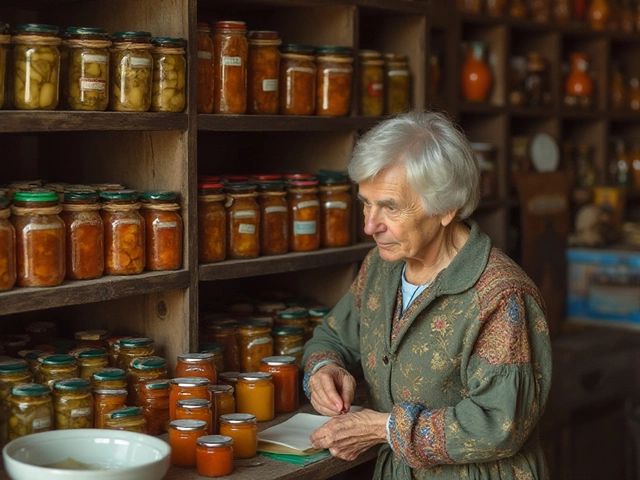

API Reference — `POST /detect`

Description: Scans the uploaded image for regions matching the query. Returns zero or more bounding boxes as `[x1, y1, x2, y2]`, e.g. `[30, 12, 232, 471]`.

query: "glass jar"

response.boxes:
[225, 184, 260, 259]
[196, 435, 234, 477]
[0, 360, 32, 445]
[287, 180, 320, 252]
[197, 23, 215, 114]
[75, 329, 108, 350]
[277, 307, 312, 342]
[205, 320, 240, 372]
[198, 183, 226, 263]
[236, 372, 274, 422]
[247, 30, 281, 114]
[12, 24, 61, 110]
[199, 343, 225, 374]
[208, 385, 235, 434]
[65, 27, 111, 111]
[93, 388, 127, 429]
[91, 367, 127, 390]
[140, 191, 183, 271]
[150, 37, 186, 112]
[139, 379, 170, 435]
[630, 77, 640, 111]
[217, 372, 240, 390]
[7, 383, 53, 441]
[109, 31, 153, 111]
[38, 354, 78, 388]
[272, 327, 305, 367]
[308, 305, 330, 328]
[10, 190, 65, 287]
[259, 356, 298, 413]
[170, 377, 211, 421]
[128, 356, 167, 406]
[169, 419, 208, 467]
[358, 50, 384, 116]
[20, 350, 42, 378]
[0, 197, 16, 291]
[213, 21, 248, 114]
[219, 413, 258, 458]
[524, 52, 550, 107]
[76, 348, 109, 381]
[100, 190, 145, 275]
[238, 320, 273, 373]
[384, 53, 410, 115]
[315, 46, 353, 117]
[116, 337, 155, 372]
[0, 22, 8, 109]
[105, 405, 146, 433]
[611, 63, 627, 111]
[257, 181, 288, 256]
[176, 398, 212, 434]
[279, 44, 316, 115]
[52, 378, 93, 429]
[60, 189, 104, 280]
[318, 172, 352, 248]
[176, 353, 217, 384]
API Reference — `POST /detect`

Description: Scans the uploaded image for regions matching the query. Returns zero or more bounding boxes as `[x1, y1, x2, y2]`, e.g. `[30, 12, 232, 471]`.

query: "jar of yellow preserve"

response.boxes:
[235, 372, 274, 422]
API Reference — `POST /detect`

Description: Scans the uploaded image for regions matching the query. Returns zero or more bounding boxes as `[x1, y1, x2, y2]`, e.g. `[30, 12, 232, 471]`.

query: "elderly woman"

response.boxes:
[303, 111, 552, 479]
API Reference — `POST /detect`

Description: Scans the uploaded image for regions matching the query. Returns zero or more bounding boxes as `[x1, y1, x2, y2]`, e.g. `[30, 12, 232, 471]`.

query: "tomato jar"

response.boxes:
[219, 413, 258, 458]
[315, 46, 353, 117]
[76, 348, 109, 381]
[238, 320, 273, 373]
[247, 30, 281, 114]
[257, 181, 288, 255]
[176, 353, 217, 384]
[225, 184, 260, 259]
[0, 360, 32, 445]
[279, 44, 316, 115]
[260, 356, 298, 413]
[272, 327, 305, 367]
[52, 378, 93, 429]
[384, 53, 411, 114]
[236, 372, 274, 422]
[170, 377, 211, 421]
[358, 50, 384, 116]
[197, 23, 214, 113]
[203, 320, 240, 372]
[197, 435, 234, 477]
[150, 37, 186, 112]
[11, 190, 65, 287]
[117, 337, 155, 372]
[109, 31, 153, 111]
[93, 388, 127, 429]
[7, 383, 53, 441]
[91, 367, 127, 390]
[0, 197, 16, 291]
[140, 190, 183, 271]
[128, 356, 167, 406]
[38, 354, 78, 388]
[209, 384, 235, 434]
[105, 405, 146, 433]
[169, 419, 208, 467]
[287, 180, 320, 252]
[213, 21, 248, 114]
[318, 171, 352, 248]
[139, 379, 170, 435]
[74, 329, 108, 350]
[199, 343, 225, 374]
[198, 183, 226, 263]
[176, 398, 213, 434]
[0, 22, 8, 108]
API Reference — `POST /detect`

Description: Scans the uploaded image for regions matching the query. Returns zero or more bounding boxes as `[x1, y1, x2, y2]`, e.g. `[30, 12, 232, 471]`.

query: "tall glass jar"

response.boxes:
[109, 31, 153, 112]
[175, 353, 217, 383]
[315, 46, 353, 117]
[105, 405, 146, 433]
[208, 385, 235, 434]
[169, 419, 208, 467]
[176, 398, 213, 435]
[52, 378, 93, 429]
[11, 190, 65, 287]
[0, 197, 16, 291]
[247, 31, 281, 114]
[279, 44, 316, 115]
[151, 37, 186, 112]
[65, 27, 110, 111]
[128, 356, 167, 406]
[198, 183, 226, 263]
[238, 320, 273, 373]
[75, 348, 108, 381]
[358, 50, 384, 116]
[0, 360, 32, 445]
[225, 184, 260, 259]
[204, 320, 240, 372]
[38, 354, 78, 388]
[197, 23, 215, 113]
[318, 172, 352, 248]
[257, 181, 288, 256]
[100, 190, 145, 275]
[384, 53, 410, 114]
[272, 327, 305, 367]
[12, 24, 61, 110]
[139, 379, 170, 435]
[235, 372, 274, 422]
[116, 337, 155, 372]
[287, 179, 320, 252]
[213, 21, 248, 114]
[259, 356, 298, 413]
[140, 191, 183, 271]
[7, 383, 53, 441]
[169, 377, 211, 421]
[219, 413, 258, 458]
[93, 388, 127, 429]
[0, 22, 8, 109]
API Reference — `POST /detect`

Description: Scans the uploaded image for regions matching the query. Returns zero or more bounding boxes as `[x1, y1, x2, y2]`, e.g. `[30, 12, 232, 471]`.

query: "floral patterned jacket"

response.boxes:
[303, 220, 552, 479]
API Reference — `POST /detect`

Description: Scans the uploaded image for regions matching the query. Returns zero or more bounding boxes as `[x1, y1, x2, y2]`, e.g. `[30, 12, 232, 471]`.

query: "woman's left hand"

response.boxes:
[310, 408, 390, 461]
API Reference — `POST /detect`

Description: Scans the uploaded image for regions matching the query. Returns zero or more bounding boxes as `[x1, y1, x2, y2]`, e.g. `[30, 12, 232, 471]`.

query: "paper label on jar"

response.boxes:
[265, 206, 287, 214]
[197, 50, 213, 60]
[325, 201, 348, 210]
[294, 220, 316, 235]
[238, 224, 256, 235]
[153, 220, 178, 229]
[368, 82, 383, 97]
[80, 78, 106, 92]
[82, 53, 108, 64]
[286, 346, 304, 355]
[33, 417, 51, 431]
[234, 210, 256, 219]
[131, 57, 151, 68]
[248, 337, 272, 348]
[288, 66, 315, 75]
[388, 70, 409, 77]
[113, 218, 142, 227]
[23, 223, 63, 233]
[71, 407, 92, 418]
[297, 200, 319, 210]
[222, 56, 242, 67]
[262, 79, 278, 92]
[323, 68, 351, 75]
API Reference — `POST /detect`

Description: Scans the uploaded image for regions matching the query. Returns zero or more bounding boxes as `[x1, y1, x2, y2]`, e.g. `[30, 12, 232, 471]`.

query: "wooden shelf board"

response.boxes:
[609, 112, 640, 122]
[197, 114, 382, 132]
[199, 243, 375, 281]
[0, 0, 84, 8]
[509, 106, 556, 118]
[0, 270, 191, 316]
[197, 0, 426, 14]
[560, 109, 603, 121]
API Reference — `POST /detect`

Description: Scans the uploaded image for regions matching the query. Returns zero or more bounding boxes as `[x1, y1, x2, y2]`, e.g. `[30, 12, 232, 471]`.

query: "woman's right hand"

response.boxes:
[308, 363, 356, 416]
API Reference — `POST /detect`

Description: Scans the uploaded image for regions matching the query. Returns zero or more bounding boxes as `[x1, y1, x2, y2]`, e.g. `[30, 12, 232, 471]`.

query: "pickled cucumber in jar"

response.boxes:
[109, 31, 153, 112]
[151, 37, 186, 112]
[7, 383, 53, 441]
[0, 22, 10, 109]
[53, 378, 93, 430]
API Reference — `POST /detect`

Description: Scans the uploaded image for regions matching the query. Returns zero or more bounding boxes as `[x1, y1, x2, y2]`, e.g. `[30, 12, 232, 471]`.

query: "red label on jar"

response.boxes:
[368, 82, 383, 97]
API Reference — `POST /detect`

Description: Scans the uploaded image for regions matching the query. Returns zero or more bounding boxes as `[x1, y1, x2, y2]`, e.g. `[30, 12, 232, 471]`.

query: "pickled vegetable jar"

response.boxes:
[235, 372, 274, 422]
[238, 320, 273, 373]
[100, 190, 145, 275]
[105, 405, 146, 433]
[199, 343, 225, 374]
[358, 50, 384, 116]
[0, 360, 32, 445]
[65, 27, 111, 111]
[0, 197, 16, 291]
[151, 37, 186, 112]
[169, 419, 208, 467]
[176, 398, 212, 434]
[128, 356, 167, 406]
[38, 354, 78, 388]
[109, 31, 153, 112]
[60, 189, 104, 280]
[140, 190, 183, 271]
[257, 181, 288, 255]
[175, 353, 217, 383]
[247, 30, 281, 114]
[91, 367, 127, 390]
[74, 329, 108, 350]
[204, 320, 240, 372]
[169, 377, 211, 421]
[272, 327, 304, 366]
[7, 383, 53, 441]
[279, 44, 316, 115]
[259, 356, 298, 413]
[198, 182, 226, 263]
[308, 305, 330, 328]
[12, 23, 61, 110]
[196, 435, 234, 477]
[11, 190, 65, 287]
[116, 337, 154, 372]
[318, 172, 352, 248]
[287, 179, 320, 252]
[93, 388, 127, 429]
[139, 379, 170, 435]
[52, 378, 93, 429]
[219, 413, 257, 458]
[213, 21, 248, 114]
[208, 384, 235, 434]
[315, 46, 353, 117]
[75, 348, 108, 381]
[384, 53, 410, 114]
[0, 22, 9, 109]
[225, 184, 260, 259]
[197, 23, 214, 114]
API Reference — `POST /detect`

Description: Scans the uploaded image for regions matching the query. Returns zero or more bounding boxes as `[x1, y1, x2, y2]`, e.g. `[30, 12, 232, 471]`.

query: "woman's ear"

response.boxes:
[441, 210, 458, 227]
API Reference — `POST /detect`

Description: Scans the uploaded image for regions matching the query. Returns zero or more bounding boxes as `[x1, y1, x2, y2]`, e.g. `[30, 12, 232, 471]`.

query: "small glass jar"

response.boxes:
[176, 398, 212, 434]
[204, 320, 240, 372]
[7, 383, 53, 441]
[52, 378, 93, 430]
[259, 356, 298, 413]
[11, 190, 65, 287]
[176, 353, 217, 384]
[213, 21, 248, 114]
[197, 23, 215, 113]
[61, 189, 104, 280]
[277, 306, 312, 341]
[219, 413, 258, 458]
[257, 181, 288, 256]
[225, 184, 260, 259]
[315, 45, 353, 117]
[128, 356, 168, 406]
[238, 320, 273, 373]
[139, 379, 170, 435]
[0, 197, 16, 291]
[197, 435, 234, 477]
[308, 305, 330, 328]
[279, 44, 316, 115]
[20, 350, 42, 378]
[65, 27, 111, 111]
[272, 327, 305, 367]
[208, 385, 235, 434]
[100, 190, 145, 275]
[109, 31, 153, 112]
[170, 377, 211, 421]
[287, 179, 320, 252]
[116, 337, 155, 372]
[170, 419, 208, 467]
[318, 172, 352, 248]
[0, 22, 8, 109]
[198, 183, 227, 263]
[140, 190, 183, 271]
[199, 343, 225, 374]
[235, 372, 274, 422]
[75, 348, 109, 381]
[151, 37, 186, 112]
[105, 405, 146, 433]
[358, 50, 384, 116]
[0, 360, 32, 445]
[75, 329, 108, 350]
[384, 53, 410, 115]
[247, 30, 281, 114]
[38, 354, 78, 388]
[106, 335, 124, 367]
[91, 367, 127, 390]
[12, 23, 61, 110]
[93, 388, 127, 429]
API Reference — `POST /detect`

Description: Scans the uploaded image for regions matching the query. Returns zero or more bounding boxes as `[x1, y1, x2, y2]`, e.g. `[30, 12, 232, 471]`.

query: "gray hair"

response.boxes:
[348, 111, 480, 219]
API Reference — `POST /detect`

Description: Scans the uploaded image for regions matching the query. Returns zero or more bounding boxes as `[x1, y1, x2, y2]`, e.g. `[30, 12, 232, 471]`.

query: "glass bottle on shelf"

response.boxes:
[587, 0, 610, 30]
[460, 42, 493, 103]
[575, 143, 597, 189]
[630, 141, 640, 189]
[383, 53, 411, 114]
[315, 46, 353, 117]
[609, 139, 630, 186]
[629, 77, 640, 110]
[139, 191, 183, 271]
[611, 63, 627, 111]
[198, 183, 226, 263]
[509, 56, 527, 106]
[619, 0, 636, 32]
[358, 50, 384, 116]
[564, 52, 594, 108]
[524, 53, 549, 107]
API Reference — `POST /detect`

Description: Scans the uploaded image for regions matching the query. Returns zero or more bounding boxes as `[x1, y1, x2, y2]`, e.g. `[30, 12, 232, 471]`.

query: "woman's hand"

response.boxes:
[308, 363, 356, 416]
[310, 409, 390, 460]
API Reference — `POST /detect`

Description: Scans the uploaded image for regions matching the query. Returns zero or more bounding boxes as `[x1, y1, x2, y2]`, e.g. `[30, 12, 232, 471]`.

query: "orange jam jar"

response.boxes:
[140, 191, 183, 271]
[198, 183, 226, 263]
[213, 21, 248, 114]
[277, 307, 312, 342]
[219, 413, 258, 458]
[93, 388, 127, 429]
[318, 171, 352, 248]
[170, 377, 211, 421]
[236, 372, 274, 422]
[257, 181, 288, 256]
[128, 356, 167, 406]
[272, 327, 305, 367]
[225, 184, 260, 259]
[197, 23, 214, 114]
[287, 180, 320, 252]
[139, 379, 170, 435]
[279, 44, 316, 115]
[260, 356, 299, 413]
[238, 320, 273, 373]
[196, 435, 234, 477]
[209, 384, 235, 434]
[74, 329, 108, 350]
[91, 367, 127, 390]
[38, 354, 78, 388]
[175, 353, 217, 384]
[203, 320, 240, 372]
[169, 419, 208, 467]
[116, 337, 155, 372]
[0, 197, 16, 291]
[11, 190, 65, 287]
[105, 405, 146, 433]
[315, 46, 353, 117]
[176, 398, 212, 434]
[247, 30, 281, 114]
[75, 348, 109, 381]
[199, 343, 225, 374]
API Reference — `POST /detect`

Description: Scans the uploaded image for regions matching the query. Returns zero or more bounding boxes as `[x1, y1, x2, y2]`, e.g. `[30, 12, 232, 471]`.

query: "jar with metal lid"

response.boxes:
[217, 372, 240, 390]
[358, 50, 384, 116]
[0, 360, 32, 445]
[170, 377, 211, 421]
[0, 21, 8, 108]
[116, 337, 154, 372]
[318, 171, 352, 248]
[197, 434, 234, 477]
[471, 142, 498, 198]
[128, 356, 167, 406]
[109, 31, 153, 111]
[74, 329, 108, 350]
[38, 354, 78, 388]
[277, 307, 312, 341]
[0, 198, 15, 291]
[93, 388, 127, 429]
[384, 53, 410, 114]
[198, 183, 226, 263]
[52, 378, 93, 429]
[204, 320, 240, 372]
[315, 45, 353, 117]
[259, 356, 298, 413]
[11, 190, 65, 287]
[208, 385, 235, 434]
[247, 30, 281, 114]
[151, 37, 186, 112]
[238, 320, 273, 373]
[213, 21, 248, 114]
[140, 190, 183, 271]
[272, 327, 305, 367]
[225, 183, 260, 259]
[100, 190, 145, 275]
[91, 367, 127, 390]
[197, 23, 214, 113]
[176, 398, 212, 434]
[75, 348, 108, 381]
[235, 372, 274, 422]
[287, 179, 320, 252]
[219, 413, 258, 458]
[176, 353, 217, 383]
[279, 44, 316, 115]
[170, 419, 208, 467]
[257, 181, 288, 255]
[61, 189, 104, 280]
[199, 343, 225, 374]
[7, 383, 53, 440]
[139, 379, 170, 435]
[12, 23, 61, 110]
[65, 27, 111, 111]
[105, 405, 146, 433]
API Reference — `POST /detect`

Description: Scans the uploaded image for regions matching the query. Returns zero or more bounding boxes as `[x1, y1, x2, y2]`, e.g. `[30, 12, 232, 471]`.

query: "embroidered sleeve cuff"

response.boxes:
[302, 351, 344, 400]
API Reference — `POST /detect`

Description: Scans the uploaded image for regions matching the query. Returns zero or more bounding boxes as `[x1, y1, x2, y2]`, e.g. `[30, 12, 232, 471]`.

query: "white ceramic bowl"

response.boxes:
[3, 429, 171, 480]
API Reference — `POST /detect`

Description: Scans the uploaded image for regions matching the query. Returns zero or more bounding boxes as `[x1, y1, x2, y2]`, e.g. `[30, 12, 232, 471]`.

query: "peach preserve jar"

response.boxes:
[140, 191, 183, 271]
